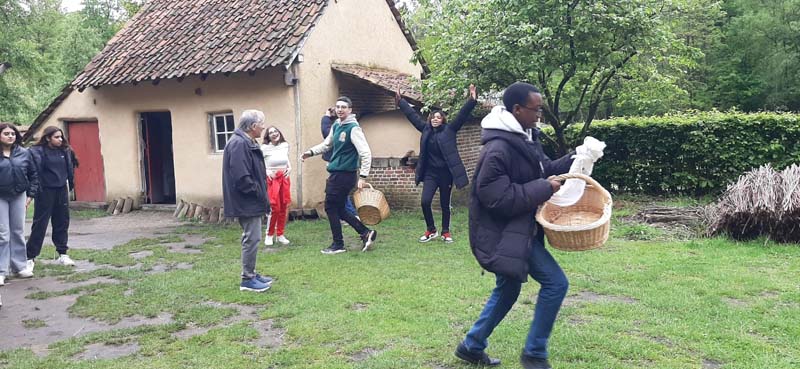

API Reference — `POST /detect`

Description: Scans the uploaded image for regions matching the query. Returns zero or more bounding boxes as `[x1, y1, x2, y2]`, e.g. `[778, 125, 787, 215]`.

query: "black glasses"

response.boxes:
[519, 104, 543, 114]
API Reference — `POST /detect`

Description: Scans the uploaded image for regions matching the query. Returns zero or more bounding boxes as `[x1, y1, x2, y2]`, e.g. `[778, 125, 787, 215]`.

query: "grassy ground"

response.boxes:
[3, 198, 800, 369]
[25, 201, 108, 220]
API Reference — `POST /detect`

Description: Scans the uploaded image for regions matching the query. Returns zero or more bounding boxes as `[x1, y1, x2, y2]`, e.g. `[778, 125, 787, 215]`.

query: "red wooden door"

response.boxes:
[67, 121, 106, 202]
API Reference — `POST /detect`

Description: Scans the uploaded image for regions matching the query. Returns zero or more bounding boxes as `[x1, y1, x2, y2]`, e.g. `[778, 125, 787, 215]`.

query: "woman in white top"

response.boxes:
[261, 126, 292, 246]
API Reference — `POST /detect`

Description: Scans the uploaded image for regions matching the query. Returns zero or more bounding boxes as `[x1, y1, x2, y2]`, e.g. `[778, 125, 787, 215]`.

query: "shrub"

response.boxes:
[543, 111, 800, 195]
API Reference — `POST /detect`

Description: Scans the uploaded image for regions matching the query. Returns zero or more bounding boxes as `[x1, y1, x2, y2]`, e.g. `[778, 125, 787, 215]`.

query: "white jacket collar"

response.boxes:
[480, 106, 533, 141]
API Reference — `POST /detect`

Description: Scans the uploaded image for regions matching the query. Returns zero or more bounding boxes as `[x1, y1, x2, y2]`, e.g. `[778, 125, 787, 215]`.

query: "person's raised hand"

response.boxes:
[394, 87, 401, 106]
[469, 84, 477, 100]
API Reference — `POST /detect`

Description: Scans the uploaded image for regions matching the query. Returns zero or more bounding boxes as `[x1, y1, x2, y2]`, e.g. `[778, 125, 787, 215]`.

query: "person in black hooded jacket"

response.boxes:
[395, 84, 477, 243]
[453, 82, 573, 369]
[26, 126, 76, 272]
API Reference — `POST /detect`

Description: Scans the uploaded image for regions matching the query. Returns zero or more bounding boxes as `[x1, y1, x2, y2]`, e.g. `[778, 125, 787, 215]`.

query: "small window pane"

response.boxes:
[209, 113, 235, 152]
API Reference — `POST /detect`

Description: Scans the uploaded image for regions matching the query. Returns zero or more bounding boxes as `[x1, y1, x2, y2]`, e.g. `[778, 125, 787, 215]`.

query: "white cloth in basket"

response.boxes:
[548, 136, 606, 206]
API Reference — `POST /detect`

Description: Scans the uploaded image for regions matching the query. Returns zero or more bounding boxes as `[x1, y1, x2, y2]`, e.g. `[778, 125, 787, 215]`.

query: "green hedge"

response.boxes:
[543, 111, 800, 194]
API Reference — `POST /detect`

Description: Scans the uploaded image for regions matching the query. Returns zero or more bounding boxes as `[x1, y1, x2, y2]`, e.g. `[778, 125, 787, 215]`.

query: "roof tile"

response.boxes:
[72, 0, 327, 89]
[331, 64, 423, 104]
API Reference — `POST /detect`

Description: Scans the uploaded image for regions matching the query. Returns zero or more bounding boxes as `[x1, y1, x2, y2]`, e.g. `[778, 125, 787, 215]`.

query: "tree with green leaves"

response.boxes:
[0, 0, 144, 125]
[414, 0, 721, 155]
[707, 0, 800, 112]
[0, 0, 64, 125]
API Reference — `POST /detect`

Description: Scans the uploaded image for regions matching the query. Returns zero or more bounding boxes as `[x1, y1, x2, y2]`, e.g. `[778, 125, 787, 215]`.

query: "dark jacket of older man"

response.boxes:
[223, 128, 270, 218]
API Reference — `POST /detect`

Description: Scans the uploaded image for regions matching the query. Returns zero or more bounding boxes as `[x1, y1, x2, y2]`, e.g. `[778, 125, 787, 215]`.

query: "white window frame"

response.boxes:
[210, 112, 236, 153]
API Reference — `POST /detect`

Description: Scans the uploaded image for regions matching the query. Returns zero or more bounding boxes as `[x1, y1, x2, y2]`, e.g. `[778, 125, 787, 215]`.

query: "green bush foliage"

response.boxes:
[543, 111, 800, 194]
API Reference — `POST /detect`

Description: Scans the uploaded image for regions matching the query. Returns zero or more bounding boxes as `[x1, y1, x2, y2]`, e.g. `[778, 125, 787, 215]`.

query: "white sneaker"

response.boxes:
[57, 254, 76, 267]
[264, 233, 274, 246]
[17, 259, 34, 278]
[276, 235, 290, 245]
[0, 275, 5, 286]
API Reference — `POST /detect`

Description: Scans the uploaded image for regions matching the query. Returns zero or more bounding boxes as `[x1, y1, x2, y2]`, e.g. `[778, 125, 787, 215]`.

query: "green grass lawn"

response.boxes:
[3, 200, 800, 369]
[25, 200, 108, 220]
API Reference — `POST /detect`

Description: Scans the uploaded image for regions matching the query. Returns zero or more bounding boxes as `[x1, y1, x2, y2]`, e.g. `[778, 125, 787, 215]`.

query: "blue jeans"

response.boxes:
[463, 237, 569, 359]
[0, 193, 28, 276]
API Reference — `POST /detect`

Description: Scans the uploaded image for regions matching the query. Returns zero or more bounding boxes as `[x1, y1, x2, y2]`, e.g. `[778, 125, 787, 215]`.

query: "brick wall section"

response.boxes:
[367, 158, 424, 211]
[338, 76, 396, 115]
[367, 117, 484, 210]
[452, 118, 482, 206]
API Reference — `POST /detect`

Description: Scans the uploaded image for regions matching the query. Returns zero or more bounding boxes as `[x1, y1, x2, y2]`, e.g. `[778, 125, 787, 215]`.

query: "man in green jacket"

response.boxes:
[302, 97, 377, 254]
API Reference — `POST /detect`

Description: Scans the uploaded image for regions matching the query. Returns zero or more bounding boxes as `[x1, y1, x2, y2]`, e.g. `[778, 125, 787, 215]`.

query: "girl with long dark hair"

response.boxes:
[26, 126, 76, 272]
[0, 123, 38, 285]
[395, 84, 477, 243]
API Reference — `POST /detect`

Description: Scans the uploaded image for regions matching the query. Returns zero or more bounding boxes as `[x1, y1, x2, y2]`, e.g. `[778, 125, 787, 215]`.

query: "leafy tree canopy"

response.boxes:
[0, 0, 142, 125]
[412, 0, 723, 154]
[408, 0, 800, 153]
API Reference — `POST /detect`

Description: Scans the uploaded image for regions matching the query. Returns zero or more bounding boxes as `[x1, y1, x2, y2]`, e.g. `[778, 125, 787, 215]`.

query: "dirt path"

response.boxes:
[23, 211, 185, 250]
[1, 212, 187, 354]
[2, 211, 284, 360]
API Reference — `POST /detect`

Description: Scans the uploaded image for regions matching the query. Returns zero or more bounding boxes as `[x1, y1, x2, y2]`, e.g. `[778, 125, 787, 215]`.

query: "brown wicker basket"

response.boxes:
[353, 183, 391, 225]
[535, 173, 612, 251]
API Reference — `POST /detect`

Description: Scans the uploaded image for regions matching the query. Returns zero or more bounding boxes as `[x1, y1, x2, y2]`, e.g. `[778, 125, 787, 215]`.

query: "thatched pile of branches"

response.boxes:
[707, 164, 800, 242]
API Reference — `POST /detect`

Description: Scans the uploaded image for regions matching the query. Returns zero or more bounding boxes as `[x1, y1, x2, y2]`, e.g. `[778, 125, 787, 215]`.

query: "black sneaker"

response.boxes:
[361, 229, 377, 252]
[454, 342, 501, 366]
[321, 244, 346, 255]
[520, 354, 552, 369]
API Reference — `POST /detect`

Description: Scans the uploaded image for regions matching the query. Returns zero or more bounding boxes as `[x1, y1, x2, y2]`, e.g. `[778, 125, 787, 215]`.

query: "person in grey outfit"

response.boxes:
[0, 123, 39, 286]
[222, 110, 273, 292]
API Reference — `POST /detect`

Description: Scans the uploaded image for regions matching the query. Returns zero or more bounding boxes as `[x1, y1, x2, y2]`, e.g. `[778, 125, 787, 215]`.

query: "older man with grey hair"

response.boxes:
[223, 109, 273, 292]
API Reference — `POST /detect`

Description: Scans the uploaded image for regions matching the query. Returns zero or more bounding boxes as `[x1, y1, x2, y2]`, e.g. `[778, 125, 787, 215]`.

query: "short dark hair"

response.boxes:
[427, 109, 447, 125]
[503, 82, 541, 111]
[0, 122, 22, 147]
[336, 96, 353, 108]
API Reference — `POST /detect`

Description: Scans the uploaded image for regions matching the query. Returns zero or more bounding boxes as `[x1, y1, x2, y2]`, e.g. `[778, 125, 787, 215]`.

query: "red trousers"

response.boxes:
[267, 172, 291, 236]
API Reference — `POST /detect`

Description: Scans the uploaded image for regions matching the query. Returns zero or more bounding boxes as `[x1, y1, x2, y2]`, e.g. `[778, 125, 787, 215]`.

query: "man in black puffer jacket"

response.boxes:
[454, 82, 573, 369]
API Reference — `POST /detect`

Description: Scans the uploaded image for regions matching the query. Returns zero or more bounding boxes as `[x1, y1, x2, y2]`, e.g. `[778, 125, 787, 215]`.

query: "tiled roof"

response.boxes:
[331, 64, 423, 104]
[72, 0, 327, 90]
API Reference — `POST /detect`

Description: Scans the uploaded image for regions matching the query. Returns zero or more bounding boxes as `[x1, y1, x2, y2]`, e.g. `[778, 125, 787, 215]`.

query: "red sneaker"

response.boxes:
[442, 232, 453, 243]
[419, 230, 438, 243]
